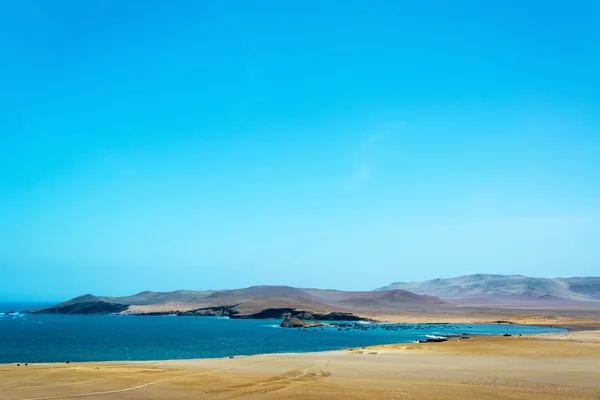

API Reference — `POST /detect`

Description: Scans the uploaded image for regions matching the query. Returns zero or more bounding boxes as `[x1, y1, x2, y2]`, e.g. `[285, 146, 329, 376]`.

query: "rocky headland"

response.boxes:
[279, 314, 326, 328]
[28, 286, 445, 321]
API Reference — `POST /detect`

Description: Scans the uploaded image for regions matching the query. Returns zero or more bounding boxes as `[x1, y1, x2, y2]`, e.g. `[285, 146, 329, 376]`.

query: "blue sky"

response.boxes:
[1, 1, 599, 301]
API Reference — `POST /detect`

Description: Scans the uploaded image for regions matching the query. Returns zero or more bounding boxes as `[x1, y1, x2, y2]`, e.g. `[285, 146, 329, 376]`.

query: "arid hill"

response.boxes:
[30, 286, 447, 318]
[378, 274, 600, 306]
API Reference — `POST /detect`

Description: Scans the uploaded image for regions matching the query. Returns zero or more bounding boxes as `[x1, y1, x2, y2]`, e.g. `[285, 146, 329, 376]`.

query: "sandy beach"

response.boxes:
[2, 329, 599, 400]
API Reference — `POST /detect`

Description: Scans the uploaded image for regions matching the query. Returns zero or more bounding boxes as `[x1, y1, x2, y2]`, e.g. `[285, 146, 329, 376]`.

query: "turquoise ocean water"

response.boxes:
[0, 305, 566, 363]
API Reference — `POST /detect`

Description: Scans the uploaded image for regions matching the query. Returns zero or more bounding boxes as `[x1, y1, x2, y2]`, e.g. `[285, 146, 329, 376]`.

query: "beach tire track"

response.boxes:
[213, 362, 331, 399]
[7, 378, 105, 391]
[14, 361, 265, 400]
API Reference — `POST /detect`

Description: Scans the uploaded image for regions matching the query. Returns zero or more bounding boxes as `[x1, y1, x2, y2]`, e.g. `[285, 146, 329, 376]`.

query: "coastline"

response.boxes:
[0, 318, 569, 365]
[2, 329, 599, 399]
[0, 323, 581, 367]
[0, 328, 578, 367]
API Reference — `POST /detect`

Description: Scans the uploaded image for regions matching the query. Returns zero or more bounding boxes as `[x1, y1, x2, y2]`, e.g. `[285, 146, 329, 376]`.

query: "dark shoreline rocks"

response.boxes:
[127, 305, 241, 317]
[28, 303, 369, 322]
[232, 308, 367, 321]
[29, 301, 129, 315]
[280, 315, 325, 328]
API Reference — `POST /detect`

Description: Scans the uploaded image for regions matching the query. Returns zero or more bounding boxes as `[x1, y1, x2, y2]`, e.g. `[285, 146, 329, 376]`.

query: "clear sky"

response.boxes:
[1, 1, 599, 301]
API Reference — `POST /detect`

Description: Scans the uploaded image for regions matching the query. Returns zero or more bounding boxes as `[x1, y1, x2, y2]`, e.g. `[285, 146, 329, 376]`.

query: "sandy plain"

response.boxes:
[2, 328, 600, 400]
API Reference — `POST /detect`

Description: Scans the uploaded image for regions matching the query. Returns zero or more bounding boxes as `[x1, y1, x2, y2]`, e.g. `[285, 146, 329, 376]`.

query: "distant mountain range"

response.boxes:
[30, 286, 446, 317]
[377, 274, 600, 305]
[29, 275, 600, 318]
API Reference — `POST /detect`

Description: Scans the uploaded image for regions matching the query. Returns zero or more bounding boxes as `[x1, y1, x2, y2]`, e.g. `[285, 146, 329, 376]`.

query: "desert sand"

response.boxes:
[2, 330, 600, 400]
[360, 303, 600, 328]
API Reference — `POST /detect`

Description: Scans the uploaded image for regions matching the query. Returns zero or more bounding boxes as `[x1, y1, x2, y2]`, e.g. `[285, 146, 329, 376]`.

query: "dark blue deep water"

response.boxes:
[0, 312, 566, 363]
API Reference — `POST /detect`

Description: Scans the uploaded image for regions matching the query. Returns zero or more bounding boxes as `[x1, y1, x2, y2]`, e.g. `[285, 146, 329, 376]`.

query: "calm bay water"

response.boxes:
[0, 311, 566, 363]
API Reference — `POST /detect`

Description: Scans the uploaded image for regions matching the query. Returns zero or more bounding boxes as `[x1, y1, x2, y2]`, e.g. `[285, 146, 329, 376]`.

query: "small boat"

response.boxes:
[424, 335, 448, 343]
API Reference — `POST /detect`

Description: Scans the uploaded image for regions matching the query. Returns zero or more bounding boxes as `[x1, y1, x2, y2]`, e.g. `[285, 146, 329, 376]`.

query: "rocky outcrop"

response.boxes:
[131, 305, 240, 317]
[179, 305, 239, 317]
[232, 308, 364, 321]
[280, 315, 325, 328]
[295, 311, 314, 320]
[231, 309, 317, 320]
[30, 300, 369, 322]
[30, 301, 129, 315]
[312, 312, 364, 321]
[234, 308, 295, 319]
[280, 316, 310, 328]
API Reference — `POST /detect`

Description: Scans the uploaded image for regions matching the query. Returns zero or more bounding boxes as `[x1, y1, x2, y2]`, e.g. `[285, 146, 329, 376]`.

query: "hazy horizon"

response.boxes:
[2, 1, 599, 302]
[3, 272, 600, 304]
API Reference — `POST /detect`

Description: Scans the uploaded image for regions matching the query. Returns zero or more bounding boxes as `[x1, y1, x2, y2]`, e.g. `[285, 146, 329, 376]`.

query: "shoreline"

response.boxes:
[2, 330, 599, 400]
[0, 329, 585, 368]
[0, 321, 574, 366]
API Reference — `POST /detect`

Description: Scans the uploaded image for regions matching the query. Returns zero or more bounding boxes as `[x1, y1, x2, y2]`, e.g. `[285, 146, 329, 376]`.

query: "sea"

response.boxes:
[0, 303, 567, 364]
